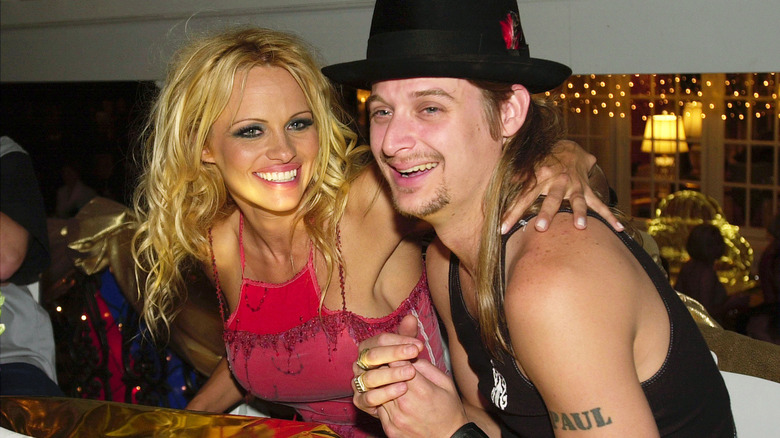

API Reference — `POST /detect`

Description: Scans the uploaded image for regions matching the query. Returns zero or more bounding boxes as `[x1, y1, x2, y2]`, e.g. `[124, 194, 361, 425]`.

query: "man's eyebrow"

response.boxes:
[365, 88, 455, 107]
[413, 88, 455, 100]
[365, 94, 384, 107]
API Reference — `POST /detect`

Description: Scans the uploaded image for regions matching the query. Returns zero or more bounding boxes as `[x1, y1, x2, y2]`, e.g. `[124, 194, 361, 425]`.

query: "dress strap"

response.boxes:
[336, 224, 347, 311]
[208, 227, 229, 324]
[239, 213, 247, 278]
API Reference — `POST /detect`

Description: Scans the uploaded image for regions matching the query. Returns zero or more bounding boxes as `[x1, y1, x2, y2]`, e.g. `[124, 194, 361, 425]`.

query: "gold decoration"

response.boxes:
[0, 396, 340, 437]
[43, 197, 224, 377]
[647, 190, 755, 294]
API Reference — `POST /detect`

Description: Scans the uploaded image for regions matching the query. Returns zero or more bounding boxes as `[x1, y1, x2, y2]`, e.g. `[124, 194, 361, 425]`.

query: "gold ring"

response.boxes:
[354, 373, 368, 394]
[356, 348, 371, 371]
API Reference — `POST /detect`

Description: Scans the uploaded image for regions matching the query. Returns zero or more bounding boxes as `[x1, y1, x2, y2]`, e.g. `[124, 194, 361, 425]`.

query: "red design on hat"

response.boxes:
[500, 12, 521, 50]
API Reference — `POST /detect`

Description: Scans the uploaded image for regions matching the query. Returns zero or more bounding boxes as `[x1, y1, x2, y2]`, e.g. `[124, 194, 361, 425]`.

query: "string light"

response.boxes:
[557, 73, 777, 124]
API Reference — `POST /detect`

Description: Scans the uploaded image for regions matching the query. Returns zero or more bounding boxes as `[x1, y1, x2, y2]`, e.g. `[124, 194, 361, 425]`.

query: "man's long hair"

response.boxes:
[470, 81, 565, 358]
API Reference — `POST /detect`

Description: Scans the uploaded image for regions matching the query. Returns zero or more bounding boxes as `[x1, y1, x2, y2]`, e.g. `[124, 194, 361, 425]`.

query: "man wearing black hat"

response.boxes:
[324, 0, 735, 437]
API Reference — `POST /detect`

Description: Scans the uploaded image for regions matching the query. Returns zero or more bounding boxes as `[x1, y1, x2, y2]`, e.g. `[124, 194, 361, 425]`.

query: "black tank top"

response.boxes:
[449, 211, 735, 437]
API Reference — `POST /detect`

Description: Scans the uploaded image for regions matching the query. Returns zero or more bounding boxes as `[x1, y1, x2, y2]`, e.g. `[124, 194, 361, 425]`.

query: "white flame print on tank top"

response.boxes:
[490, 362, 508, 410]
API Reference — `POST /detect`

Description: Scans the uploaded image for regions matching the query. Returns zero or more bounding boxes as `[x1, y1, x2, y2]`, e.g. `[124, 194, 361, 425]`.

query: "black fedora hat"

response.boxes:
[322, 0, 572, 93]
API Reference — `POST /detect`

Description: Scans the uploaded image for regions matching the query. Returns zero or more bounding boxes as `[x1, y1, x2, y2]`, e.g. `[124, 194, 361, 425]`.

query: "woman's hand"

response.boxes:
[500, 140, 623, 234]
[352, 315, 423, 417]
[352, 315, 468, 437]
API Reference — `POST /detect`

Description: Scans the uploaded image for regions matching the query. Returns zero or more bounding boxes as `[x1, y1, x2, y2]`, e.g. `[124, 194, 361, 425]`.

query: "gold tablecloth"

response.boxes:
[0, 396, 339, 437]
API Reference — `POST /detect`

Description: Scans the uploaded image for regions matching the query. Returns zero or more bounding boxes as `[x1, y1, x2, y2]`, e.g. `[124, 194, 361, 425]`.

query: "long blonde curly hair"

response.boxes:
[132, 27, 369, 340]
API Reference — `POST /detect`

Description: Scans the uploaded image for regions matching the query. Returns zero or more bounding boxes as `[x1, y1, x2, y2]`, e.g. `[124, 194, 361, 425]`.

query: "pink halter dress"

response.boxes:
[211, 215, 446, 437]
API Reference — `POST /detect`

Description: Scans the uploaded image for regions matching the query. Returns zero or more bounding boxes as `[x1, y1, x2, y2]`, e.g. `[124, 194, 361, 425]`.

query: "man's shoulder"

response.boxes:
[505, 217, 632, 307]
[425, 238, 450, 268]
[424, 238, 451, 291]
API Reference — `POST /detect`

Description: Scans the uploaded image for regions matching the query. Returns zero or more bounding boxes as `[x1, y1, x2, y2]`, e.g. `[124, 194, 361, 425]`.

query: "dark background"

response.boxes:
[1, 81, 157, 214]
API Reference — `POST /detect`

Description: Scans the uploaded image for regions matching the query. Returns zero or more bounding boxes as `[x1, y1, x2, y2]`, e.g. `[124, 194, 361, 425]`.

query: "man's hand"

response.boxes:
[377, 359, 469, 438]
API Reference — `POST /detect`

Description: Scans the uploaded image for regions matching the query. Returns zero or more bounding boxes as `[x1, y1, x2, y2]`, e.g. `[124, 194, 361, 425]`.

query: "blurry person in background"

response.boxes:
[0, 135, 63, 397]
[675, 223, 749, 327]
[55, 161, 97, 218]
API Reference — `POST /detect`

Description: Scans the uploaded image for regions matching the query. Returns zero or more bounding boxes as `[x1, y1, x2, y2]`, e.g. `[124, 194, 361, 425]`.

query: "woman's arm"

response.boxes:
[186, 357, 244, 413]
[354, 140, 622, 237]
[0, 212, 29, 282]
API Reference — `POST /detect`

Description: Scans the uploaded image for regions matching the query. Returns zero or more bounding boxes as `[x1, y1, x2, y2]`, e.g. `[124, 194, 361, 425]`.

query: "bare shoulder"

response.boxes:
[345, 161, 418, 237]
[503, 216, 664, 432]
[346, 162, 389, 217]
[208, 210, 240, 250]
[202, 210, 240, 285]
[504, 213, 643, 333]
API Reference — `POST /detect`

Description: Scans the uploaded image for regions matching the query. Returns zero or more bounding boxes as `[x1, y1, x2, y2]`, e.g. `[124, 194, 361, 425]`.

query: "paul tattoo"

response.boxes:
[549, 407, 612, 431]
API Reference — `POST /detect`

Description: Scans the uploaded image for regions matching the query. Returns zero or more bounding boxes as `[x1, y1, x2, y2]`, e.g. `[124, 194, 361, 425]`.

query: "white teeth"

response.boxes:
[398, 163, 437, 175]
[256, 169, 298, 182]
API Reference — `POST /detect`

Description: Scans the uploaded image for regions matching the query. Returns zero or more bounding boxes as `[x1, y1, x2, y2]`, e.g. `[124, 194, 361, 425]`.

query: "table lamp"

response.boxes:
[641, 113, 689, 176]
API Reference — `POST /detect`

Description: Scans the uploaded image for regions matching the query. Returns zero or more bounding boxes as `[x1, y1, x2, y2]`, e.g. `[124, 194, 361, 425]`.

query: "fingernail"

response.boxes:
[535, 218, 548, 230]
[500, 223, 508, 234]
[577, 217, 586, 228]
[615, 221, 625, 231]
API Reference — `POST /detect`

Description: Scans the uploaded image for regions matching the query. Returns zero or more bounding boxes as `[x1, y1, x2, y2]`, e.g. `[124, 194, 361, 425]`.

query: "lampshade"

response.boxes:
[683, 101, 703, 138]
[641, 114, 689, 154]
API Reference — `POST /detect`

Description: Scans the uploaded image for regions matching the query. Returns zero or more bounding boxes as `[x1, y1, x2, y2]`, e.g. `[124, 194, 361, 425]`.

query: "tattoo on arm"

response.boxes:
[549, 407, 612, 431]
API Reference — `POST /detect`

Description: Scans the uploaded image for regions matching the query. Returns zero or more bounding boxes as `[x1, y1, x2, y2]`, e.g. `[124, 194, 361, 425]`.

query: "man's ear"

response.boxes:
[201, 145, 216, 163]
[500, 84, 531, 138]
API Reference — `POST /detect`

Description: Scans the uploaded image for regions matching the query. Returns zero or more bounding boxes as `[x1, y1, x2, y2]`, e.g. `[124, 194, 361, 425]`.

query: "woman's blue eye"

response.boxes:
[289, 118, 314, 131]
[234, 125, 264, 138]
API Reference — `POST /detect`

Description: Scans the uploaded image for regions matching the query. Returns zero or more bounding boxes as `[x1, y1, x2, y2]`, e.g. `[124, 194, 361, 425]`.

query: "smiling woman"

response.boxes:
[130, 27, 448, 437]
[200, 66, 320, 215]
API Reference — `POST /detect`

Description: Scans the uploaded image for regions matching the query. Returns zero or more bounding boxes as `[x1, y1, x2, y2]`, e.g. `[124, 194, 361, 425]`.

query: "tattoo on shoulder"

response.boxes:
[549, 407, 612, 431]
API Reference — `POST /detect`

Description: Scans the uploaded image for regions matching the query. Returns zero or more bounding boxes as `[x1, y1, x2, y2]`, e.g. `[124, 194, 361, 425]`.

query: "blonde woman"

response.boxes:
[132, 27, 612, 436]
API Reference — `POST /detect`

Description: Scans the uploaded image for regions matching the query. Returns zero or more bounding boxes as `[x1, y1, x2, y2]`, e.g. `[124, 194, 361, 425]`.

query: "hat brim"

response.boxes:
[323, 55, 571, 94]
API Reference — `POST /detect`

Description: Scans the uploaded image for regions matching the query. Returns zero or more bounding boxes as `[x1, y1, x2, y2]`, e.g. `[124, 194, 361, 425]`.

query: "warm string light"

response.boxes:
[558, 73, 778, 122]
